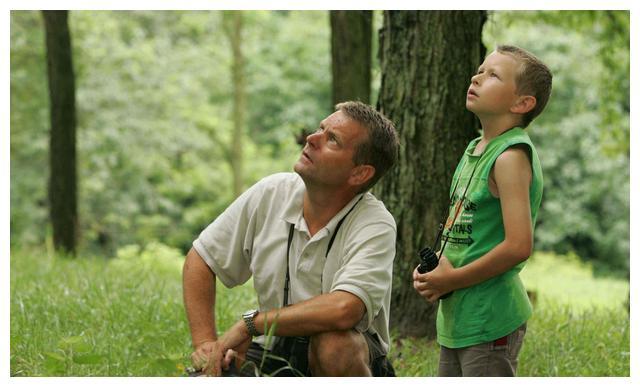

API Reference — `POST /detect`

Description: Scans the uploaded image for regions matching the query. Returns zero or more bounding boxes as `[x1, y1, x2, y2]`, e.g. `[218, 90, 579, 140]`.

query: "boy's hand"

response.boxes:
[413, 256, 456, 303]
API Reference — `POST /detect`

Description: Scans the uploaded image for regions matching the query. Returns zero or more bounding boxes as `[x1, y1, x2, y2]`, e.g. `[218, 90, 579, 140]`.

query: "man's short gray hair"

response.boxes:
[336, 101, 399, 192]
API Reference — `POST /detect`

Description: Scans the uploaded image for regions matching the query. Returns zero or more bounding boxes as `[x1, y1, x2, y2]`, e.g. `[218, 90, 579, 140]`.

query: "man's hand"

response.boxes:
[191, 320, 252, 376]
[190, 340, 218, 373]
[413, 256, 456, 303]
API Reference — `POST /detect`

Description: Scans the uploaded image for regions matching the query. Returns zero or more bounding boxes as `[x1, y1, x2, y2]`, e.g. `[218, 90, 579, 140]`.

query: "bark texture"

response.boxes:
[375, 10, 487, 337]
[330, 11, 372, 105]
[43, 10, 78, 255]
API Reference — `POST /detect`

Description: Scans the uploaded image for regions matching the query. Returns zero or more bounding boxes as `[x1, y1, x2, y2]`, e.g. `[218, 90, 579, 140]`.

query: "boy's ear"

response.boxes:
[511, 95, 537, 115]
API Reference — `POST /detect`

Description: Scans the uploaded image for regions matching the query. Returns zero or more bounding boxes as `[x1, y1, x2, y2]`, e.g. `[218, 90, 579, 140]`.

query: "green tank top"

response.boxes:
[436, 127, 543, 348]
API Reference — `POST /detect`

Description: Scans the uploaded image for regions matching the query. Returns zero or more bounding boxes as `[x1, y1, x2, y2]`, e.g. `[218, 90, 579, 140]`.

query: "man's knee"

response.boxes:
[308, 330, 370, 376]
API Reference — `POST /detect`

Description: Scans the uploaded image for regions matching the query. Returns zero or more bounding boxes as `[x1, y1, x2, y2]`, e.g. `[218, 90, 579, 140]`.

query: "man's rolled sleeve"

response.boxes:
[330, 221, 396, 332]
[192, 179, 266, 288]
[193, 238, 248, 288]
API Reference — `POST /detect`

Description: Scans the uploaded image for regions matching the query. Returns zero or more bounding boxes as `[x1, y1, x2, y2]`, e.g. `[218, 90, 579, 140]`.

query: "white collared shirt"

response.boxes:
[193, 172, 396, 352]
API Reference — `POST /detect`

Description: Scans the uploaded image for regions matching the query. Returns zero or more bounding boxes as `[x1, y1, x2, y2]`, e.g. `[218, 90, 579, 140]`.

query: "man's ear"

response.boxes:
[511, 95, 537, 115]
[349, 164, 375, 188]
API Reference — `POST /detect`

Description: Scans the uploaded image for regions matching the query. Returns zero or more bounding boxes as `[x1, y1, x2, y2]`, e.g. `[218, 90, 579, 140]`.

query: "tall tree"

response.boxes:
[330, 10, 372, 105]
[375, 11, 487, 337]
[42, 10, 77, 255]
[223, 11, 246, 198]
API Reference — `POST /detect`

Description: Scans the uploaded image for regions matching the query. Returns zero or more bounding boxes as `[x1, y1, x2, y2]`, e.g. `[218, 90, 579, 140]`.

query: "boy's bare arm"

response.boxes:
[415, 147, 533, 301]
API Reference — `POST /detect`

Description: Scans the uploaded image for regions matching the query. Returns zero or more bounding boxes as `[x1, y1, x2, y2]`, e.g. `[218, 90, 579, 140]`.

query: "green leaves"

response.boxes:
[43, 352, 66, 374]
[37, 336, 107, 375]
[11, 11, 311, 256]
[58, 336, 92, 353]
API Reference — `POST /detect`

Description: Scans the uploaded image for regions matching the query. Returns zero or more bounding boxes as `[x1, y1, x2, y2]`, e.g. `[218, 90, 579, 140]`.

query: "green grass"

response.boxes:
[10, 243, 256, 376]
[520, 252, 629, 312]
[517, 253, 630, 376]
[10, 246, 629, 376]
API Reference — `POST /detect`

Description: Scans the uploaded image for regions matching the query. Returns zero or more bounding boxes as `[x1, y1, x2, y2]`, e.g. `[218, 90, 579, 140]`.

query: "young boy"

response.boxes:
[412, 45, 552, 376]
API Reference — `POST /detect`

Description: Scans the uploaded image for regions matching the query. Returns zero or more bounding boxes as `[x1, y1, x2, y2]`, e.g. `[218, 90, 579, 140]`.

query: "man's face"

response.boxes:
[294, 110, 368, 188]
[466, 51, 520, 117]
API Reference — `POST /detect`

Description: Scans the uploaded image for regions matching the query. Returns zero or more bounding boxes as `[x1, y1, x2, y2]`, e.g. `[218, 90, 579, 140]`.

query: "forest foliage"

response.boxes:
[10, 10, 630, 273]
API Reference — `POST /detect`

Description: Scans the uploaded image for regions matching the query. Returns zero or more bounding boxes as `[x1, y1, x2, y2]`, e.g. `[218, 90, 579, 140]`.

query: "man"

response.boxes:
[183, 101, 399, 376]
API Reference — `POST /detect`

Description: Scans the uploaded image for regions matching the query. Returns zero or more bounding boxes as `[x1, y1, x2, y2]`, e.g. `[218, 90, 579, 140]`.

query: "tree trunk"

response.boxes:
[374, 10, 486, 338]
[330, 10, 372, 105]
[224, 11, 245, 198]
[42, 10, 77, 255]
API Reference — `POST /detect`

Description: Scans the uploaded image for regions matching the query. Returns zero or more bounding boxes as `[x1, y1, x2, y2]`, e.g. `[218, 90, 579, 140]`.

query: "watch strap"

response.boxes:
[243, 310, 259, 337]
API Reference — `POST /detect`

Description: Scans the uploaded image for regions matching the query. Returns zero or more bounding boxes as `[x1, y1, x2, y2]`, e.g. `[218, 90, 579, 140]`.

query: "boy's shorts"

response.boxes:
[236, 330, 395, 377]
[438, 323, 527, 377]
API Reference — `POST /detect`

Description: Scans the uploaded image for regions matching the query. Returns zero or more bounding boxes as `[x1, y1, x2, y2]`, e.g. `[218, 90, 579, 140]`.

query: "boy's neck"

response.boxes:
[478, 115, 522, 142]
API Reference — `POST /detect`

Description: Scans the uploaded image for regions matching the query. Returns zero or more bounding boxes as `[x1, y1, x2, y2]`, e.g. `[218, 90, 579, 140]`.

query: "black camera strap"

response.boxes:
[283, 195, 363, 307]
[283, 223, 296, 307]
[435, 129, 521, 254]
[434, 155, 481, 258]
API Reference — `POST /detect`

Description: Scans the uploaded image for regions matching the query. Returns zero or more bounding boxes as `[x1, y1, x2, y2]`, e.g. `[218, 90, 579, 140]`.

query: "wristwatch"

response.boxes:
[242, 309, 260, 337]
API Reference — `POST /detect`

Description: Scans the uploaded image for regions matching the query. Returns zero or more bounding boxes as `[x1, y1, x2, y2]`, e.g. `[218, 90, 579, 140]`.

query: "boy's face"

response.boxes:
[466, 51, 521, 117]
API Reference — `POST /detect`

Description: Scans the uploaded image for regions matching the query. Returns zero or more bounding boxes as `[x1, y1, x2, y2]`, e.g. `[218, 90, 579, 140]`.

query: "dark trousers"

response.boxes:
[236, 331, 395, 377]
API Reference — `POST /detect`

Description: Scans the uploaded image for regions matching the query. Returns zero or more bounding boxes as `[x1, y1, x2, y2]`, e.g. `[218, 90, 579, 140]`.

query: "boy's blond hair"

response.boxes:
[497, 45, 553, 128]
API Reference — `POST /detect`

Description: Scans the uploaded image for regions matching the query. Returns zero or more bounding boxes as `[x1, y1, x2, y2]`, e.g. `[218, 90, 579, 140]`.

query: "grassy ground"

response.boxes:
[10, 243, 255, 376]
[10, 245, 629, 376]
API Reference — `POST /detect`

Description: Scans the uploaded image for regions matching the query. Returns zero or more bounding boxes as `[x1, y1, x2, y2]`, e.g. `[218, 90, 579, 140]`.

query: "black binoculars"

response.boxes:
[417, 246, 453, 300]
